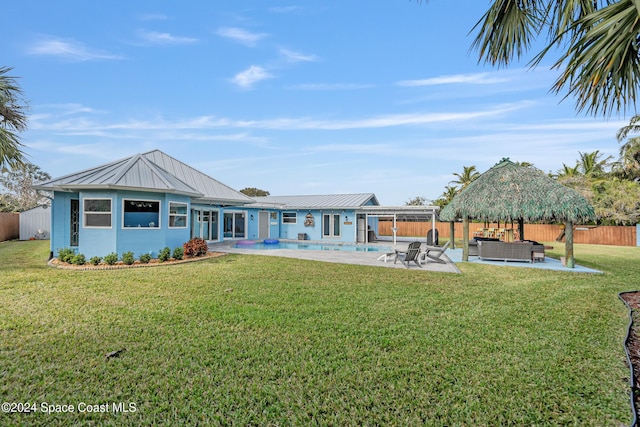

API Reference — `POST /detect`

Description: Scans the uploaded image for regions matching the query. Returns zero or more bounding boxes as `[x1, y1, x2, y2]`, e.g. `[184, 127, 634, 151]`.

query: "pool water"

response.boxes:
[234, 241, 391, 252]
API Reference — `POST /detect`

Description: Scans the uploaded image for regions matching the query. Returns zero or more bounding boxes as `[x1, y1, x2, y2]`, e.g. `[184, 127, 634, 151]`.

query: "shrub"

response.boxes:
[89, 256, 102, 266]
[139, 253, 152, 264]
[158, 247, 171, 262]
[172, 246, 184, 260]
[122, 251, 135, 265]
[71, 254, 86, 265]
[57, 248, 75, 264]
[104, 252, 118, 265]
[183, 237, 208, 257]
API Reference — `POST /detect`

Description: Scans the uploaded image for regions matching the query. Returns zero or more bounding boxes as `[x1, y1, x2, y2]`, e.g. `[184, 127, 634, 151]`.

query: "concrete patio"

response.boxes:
[208, 238, 601, 274]
[207, 240, 461, 273]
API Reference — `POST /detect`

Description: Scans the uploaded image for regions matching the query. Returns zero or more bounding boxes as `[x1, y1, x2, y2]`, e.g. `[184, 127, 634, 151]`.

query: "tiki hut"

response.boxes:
[439, 158, 596, 268]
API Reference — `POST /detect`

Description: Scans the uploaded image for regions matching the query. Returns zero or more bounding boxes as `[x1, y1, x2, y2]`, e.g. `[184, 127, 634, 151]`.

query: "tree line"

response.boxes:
[424, 124, 640, 225]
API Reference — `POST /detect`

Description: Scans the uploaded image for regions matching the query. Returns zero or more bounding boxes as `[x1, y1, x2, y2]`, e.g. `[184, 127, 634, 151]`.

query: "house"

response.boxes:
[242, 194, 382, 242]
[33, 150, 253, 258]
[34, 150, 439, 259]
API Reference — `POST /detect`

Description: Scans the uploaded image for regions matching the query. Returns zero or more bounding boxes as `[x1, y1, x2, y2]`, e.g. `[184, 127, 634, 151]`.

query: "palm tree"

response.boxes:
[450, 165, 480, 192]
[616, 114, 640, 179]
[577, 150, 611, 178]
[470, 1, 640, 116]
[555, 163, 581, 180]
[0, 66, 27, 171]
[433, 185, 458, 209]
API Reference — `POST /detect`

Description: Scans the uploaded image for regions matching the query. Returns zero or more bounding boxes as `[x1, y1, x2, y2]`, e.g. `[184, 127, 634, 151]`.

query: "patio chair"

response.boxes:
[394, 241, 422, 268]
[420, 240, 451, 264]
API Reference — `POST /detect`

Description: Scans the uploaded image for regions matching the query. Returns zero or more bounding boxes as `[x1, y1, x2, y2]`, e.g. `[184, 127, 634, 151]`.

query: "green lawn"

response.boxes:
[0, 240, 636, 426]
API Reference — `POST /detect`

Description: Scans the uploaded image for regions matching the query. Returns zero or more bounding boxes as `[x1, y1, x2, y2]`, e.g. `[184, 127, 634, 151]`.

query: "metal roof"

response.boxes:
[34, 150, 254, 205]
[249, 193, 379, 209]
[361, 205, 439, 220]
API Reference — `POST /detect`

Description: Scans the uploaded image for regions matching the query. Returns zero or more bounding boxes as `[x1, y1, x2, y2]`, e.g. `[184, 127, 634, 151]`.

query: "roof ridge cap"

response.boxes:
[110, 154, 145, 185]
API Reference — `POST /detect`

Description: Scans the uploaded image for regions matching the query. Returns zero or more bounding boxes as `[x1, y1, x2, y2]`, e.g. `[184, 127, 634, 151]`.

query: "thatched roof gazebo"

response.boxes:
[439, 158, 596, 268]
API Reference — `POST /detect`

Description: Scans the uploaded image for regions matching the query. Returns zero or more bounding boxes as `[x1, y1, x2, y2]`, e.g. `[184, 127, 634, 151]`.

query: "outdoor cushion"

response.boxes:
[477, 241, 535, 263]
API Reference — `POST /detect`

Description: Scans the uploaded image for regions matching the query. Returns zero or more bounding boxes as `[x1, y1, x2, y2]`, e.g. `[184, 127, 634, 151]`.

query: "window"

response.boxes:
[123, 199, 160, 228]
[169, 202, 188, 228]
[84, 198, 112, 228]
[282, 212, 297, 224]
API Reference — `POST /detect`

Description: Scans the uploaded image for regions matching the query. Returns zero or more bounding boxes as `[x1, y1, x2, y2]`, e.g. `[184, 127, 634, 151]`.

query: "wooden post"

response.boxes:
[518, 218, 525, 241]
[449, 221, 455, 249]
[565, 220, 574, 268]
[462, 215, 469, 261]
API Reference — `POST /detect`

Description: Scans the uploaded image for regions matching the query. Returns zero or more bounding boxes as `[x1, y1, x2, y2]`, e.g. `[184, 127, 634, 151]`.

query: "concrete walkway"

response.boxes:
[208, 240, 461, 273]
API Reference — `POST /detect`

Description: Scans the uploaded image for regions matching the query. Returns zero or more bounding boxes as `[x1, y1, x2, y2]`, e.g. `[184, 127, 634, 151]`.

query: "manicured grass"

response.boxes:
[0, 240, 636, 426]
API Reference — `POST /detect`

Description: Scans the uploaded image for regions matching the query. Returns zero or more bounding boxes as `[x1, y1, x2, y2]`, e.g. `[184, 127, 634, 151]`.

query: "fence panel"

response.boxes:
[0, 213, 20, 242]
[378, 221, 637, 246]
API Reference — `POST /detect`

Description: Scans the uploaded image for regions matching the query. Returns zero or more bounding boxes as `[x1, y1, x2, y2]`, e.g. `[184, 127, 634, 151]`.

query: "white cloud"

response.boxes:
[137, 30, 198, 45]
[278, 48, 318, 63]
[26, 36, 123, 61]
[287, 83, 375, 91]
[397, 72, 509, 87]
[216, 27, 268, 47]
[231, 66, 273, 89]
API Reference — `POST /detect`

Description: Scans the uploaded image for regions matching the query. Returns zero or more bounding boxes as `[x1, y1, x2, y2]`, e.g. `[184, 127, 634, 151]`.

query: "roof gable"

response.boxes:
[141, 150, 253, 204]
[34, 150, 253, 205]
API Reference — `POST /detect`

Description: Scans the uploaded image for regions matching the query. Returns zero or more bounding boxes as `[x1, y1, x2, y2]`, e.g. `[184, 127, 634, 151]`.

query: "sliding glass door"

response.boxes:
[223, 211, 246, 239]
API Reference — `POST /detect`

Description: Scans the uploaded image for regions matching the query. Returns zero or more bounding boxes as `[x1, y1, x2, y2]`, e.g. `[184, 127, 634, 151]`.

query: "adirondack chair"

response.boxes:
[421, 240, 451, 264]
[394, 241, 422, 268]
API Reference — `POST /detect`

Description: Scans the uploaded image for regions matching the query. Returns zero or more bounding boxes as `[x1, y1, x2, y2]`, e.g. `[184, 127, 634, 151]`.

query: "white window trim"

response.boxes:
[169, 201, 188, 229]
[122, 198, 161, 229]
[83, 197, 113, 229]
[282, 212, 297, 224]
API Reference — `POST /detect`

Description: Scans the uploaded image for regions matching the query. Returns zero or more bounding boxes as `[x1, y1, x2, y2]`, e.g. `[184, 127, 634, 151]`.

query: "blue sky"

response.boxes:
[2, 1, 630, 205]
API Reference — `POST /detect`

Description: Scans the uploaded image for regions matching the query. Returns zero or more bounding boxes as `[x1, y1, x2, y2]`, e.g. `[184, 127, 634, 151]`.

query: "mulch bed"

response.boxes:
[49, 252, 226, 270]
[620, 291, 640, 421]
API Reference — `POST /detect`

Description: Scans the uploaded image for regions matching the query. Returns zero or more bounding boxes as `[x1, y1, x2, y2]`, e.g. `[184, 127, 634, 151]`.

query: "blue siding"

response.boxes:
[50, 189, 379, 258]
[51, 190, 191, 259]
[77, 190, 118, 258]
[50, 191, 78, 257]
[243, 209, 358, 242]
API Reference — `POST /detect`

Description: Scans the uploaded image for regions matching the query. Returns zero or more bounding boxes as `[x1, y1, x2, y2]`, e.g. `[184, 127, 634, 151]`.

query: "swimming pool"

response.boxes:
[234, 241, 392, 253]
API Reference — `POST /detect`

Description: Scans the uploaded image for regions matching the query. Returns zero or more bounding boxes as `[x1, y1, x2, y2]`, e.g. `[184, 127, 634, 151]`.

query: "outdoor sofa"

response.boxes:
[477, 240, 545, 263]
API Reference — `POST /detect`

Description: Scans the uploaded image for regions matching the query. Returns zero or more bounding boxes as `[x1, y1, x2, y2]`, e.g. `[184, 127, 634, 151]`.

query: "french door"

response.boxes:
[322, 213, 341, 239]
[192, 209, 219, 241]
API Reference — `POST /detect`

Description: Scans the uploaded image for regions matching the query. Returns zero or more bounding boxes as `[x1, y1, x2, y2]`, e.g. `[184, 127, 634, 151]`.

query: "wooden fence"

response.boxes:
[0, 212, 20, 242]
[378, 221, 637, 247]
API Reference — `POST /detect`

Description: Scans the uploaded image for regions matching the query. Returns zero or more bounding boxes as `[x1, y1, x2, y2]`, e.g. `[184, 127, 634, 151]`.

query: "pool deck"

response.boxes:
[208, 239, 460, 273]
[208, 237, 602, 274]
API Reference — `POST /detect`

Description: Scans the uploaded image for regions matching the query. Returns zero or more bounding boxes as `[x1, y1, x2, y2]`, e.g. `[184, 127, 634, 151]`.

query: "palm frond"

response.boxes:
[550, 0, 640, 116]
